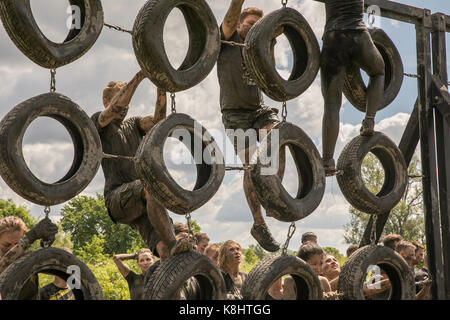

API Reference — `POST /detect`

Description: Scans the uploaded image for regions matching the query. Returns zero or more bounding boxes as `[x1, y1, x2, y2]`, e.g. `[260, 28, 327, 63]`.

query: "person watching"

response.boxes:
[301, 232, 318, 245]
[205, 243, 220, 266]
[218, 240, 247, 299]
[194, 232, 210, 254]
[346, 244, 359, 258]
[382, 234, 403, 250]
[322, 254, 341, 291]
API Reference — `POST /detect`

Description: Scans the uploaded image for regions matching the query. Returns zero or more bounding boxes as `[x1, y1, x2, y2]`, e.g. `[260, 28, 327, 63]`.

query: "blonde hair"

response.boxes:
[0, 216, 28, 238]
[218, 240, 241, 271]
[103, 81, 126, 103]
[240, 7, 264, 23]
[136, 248, 152, 261]
[205, 243, 220, 256]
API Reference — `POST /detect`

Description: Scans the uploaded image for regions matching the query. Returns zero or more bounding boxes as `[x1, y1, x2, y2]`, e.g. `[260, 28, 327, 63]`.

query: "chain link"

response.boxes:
[281, 222, 296, 255]
[42, 206, 52, 248]
[44, 206, 51, 219]
[404, 73, 421, 79]
[104, 23, 133, 35]
[281, 102, 287, 122]
[170, 93, 177, 113]
[221, 40, 246, 48]
[50, 69, 56, 92]
[102, 153, 137, 162]
[370, 215, 378, 245]
[281, 0, 288, 7]
[185, 213, 195, 244]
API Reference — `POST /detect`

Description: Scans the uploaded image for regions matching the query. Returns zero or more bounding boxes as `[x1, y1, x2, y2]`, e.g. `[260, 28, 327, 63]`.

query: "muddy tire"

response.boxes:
[343, 28, 404, 112]
[250, 122, 325, 222]
[243, 7, 320, 102]
[241, 253, 322, 300]
[338, 245, 415, 300]
[336, 132, 408, 214]
[135, 113, 225, 214]
[0, 0, 103, 69]
[144, 250, 226, 300]
[0, 247, 103, 300]
[0, 93, 102, 206]
[132, 0, 220, 92]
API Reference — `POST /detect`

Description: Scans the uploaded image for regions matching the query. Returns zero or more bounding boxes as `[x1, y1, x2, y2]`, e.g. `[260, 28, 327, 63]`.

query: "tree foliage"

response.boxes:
[343, 154, 425, 244]
[0, 199, 36, 229]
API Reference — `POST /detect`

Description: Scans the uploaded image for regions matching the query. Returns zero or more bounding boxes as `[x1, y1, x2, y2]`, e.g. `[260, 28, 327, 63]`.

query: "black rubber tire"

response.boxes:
[338, 245, 415, 300]
[250, 122, 325, 222]
[343, 28, 404, 112]
[135, 113, 225, 214]
[243, 7, 320, 102]
[336, 132, 408, 215]
[132, 0, 220, 92]
[143, 250, 226, 300]
[0, 0, 104, 69]
[0, 93, 103, 206]
[241, 253, 322, 300]
[0, 247, 103, 300]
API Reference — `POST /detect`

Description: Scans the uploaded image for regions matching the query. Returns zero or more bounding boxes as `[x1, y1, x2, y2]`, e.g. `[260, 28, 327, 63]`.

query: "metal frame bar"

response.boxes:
[313, 0, 450, 299]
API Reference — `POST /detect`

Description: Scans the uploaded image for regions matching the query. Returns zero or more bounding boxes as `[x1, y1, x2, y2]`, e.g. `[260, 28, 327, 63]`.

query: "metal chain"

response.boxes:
[170, 93, 177, 113]
[225, 165, 254, 171]
[44, 206, 51, 219]
[281, 0, 288, 7]
[185, 213, 195, 244]
[281, 222, 296, 255]
[42, 206, 52, 248]
[221, 40, 246, 48]
[404, 73, 421, 79]
[370, 215, 378, 245]
[102, 153, 137, 162]
[281, 102, 287, 122]
[50, 69, 56, 92]
[104, 23, 133, 35]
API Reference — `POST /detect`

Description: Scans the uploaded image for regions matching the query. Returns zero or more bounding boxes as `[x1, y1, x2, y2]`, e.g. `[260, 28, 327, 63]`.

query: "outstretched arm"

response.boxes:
[139, 88, 167, 133]
[113, 253, 137, 278]
[222, 0, 245, 40]
[97, 71, 146, 128]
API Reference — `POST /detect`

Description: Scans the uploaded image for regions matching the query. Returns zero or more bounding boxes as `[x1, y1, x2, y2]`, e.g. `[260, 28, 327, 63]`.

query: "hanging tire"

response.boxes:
[243, 7, 320, 102]
[132, 0, 220, 92]
[0, 93, 103, 206]
[135, 113, 225, 214]
[143, 250, 226, 300]
[0, 0, 104, 69]
[250, 122, 325, 222]
[241, 253, 322, 300]
[0, 247, 103, 300]
[338, 245, 415, 300]
[343, 28, 404, 112]
[336, 132, 408, 214]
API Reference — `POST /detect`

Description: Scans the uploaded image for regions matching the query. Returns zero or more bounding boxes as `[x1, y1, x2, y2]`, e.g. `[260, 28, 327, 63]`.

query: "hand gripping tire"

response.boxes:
[243, 7, 320, 102]
[132, 0, 220, 92]
[0, 247, 103, 300]
[0, 0, 104, 69]
[338, 245, 415, 300]
[250, 122, 325, 222]
[0, 93, 102, 206]
[143, 250, 226, 300]
[135, 113, 225, 214]
[241, 253, 322, 300]
[336, 132, 408, 214]
[343, 28, 404, 112]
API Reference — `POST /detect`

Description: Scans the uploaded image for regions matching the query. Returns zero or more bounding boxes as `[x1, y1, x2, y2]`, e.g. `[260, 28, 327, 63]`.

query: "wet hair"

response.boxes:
[297, 242, 323, 261]
[395, 241, 415, 254]
[239, 7, 264, 23]
[301, 232, 317, 244]
[194, 232, 210, 244]
[382, 234, 403, 250]
[346, 244, 359, 258]
[103, 81, 126, 103]
[0, 216, 28, 238]
[173, 222, 189, 235]
[411, 241, 424, 252]
[136, 248, 152, 261]
[218, 240, 241, 271]
[205, 243, 220, 255]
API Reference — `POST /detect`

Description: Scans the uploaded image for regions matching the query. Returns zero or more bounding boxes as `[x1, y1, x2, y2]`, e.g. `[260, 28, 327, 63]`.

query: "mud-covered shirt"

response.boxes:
[39, 283, 75, 300]
[217, 26, 263, 112]
[222, 271, 247, 297]
[90, 112, 146, 197]
[324, 0, 367, 33]
[125, 270, 145, 300]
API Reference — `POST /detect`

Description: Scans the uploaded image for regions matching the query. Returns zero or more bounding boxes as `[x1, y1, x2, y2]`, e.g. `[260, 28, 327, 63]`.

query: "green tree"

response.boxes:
[322, 247, 346, 266]
[0, 199, 36, 229]
[248, 244, 267, 260]
[343, 154, 425, 244]
[76, 234, 106, 264]
[60, 194, 145, 255]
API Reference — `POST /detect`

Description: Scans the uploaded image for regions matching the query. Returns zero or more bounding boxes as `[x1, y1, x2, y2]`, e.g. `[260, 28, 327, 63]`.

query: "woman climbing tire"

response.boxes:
[0, 93, 103, 206]
[0, 247, 103, 300]
[0, 0, 104, 69]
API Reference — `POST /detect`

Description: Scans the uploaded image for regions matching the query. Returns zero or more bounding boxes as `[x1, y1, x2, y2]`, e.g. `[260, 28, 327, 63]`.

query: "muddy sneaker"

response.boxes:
[251, 223, 280, 252]
[323, 158, 337, 177]
[360, 117, 375, 136]
[169, 238, 192, 256]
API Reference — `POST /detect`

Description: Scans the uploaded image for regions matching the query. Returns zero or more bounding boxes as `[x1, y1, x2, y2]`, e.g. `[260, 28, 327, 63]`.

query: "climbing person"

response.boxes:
[0, 216, 58, 299]
[217, 0, 285, 252]
[322, 254, 341, 291]
[113, 248, 154, 300]
[321, 0, 385, 176]
[218, 240, 247, 299]
[91, 70, 190, 261]
[194, 232, 210, 254]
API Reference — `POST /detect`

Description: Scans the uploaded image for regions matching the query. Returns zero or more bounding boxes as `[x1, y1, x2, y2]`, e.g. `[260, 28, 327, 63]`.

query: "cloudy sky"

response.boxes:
[0, 0, 449, 254]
